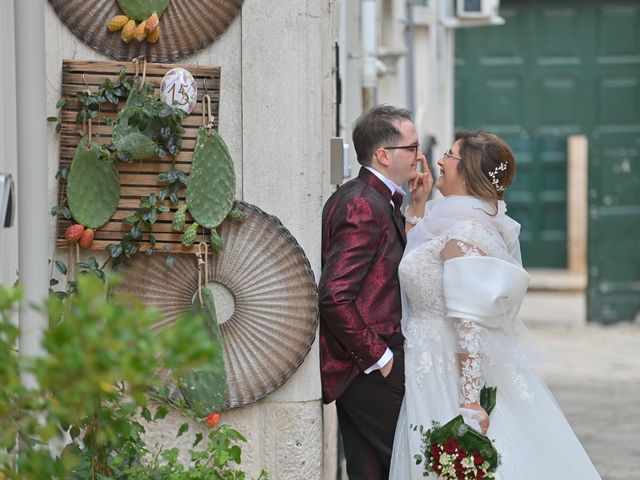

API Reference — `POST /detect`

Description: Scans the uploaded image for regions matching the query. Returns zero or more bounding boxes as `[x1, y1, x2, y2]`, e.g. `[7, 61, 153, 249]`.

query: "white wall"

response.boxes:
[337, 0, 456, 186]
[0, 1, 18, 286]
[5, 1, 336, 477]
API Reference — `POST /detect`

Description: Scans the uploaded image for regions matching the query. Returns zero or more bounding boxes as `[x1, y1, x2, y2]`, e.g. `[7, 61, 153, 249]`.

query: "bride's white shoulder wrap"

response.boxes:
[442, 256, 530, 330]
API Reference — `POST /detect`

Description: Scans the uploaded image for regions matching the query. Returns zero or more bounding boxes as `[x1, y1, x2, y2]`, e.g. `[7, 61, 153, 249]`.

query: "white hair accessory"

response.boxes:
[488, 162, 508, 192]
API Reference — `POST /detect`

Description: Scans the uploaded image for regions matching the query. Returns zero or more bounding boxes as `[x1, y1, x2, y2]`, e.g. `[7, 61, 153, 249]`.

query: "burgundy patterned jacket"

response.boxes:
[318, 167, 406, 403]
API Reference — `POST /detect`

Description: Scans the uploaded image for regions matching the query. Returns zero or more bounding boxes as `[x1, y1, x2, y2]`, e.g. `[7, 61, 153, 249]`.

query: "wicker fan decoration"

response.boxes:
[48, 0, 244, 63]
[112, 201, 319, 408]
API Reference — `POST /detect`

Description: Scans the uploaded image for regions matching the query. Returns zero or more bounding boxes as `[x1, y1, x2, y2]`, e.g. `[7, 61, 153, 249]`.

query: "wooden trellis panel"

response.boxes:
[55, 59, 221, 253]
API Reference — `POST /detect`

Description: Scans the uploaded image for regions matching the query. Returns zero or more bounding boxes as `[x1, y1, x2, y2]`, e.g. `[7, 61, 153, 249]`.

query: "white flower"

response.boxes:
[461, 456, 475, 469]
[439, 453, 453, 466]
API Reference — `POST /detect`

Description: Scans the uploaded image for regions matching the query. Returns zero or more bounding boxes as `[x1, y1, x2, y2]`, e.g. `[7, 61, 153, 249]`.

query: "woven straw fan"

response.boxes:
[48, 0, 244, 63]
[112, 201, 319, 408]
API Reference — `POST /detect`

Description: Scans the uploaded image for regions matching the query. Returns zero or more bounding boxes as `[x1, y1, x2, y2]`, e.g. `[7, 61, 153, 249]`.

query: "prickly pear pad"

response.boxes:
[112, 80, 159, 161]
[186, 127, 236, 229]
[67, 137, 120, 229]
[116, 0, 171, 21]
[179, 288, 228, 415]
[112, 79, 150, 143]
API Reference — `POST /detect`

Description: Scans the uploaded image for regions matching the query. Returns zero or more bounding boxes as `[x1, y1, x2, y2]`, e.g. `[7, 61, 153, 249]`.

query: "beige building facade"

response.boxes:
[0, 1, 506, 478]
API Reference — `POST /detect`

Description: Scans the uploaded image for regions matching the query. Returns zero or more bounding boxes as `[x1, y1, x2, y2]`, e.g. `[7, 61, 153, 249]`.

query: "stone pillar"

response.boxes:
[42, 0, 334, 477]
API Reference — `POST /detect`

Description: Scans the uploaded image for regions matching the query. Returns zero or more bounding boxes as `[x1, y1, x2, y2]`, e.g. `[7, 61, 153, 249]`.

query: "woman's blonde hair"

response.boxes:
[454, 130, 516, 212]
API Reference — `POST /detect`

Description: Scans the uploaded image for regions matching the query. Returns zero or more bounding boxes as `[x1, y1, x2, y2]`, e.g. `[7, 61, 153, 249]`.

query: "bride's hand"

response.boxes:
[409, 155, 432, 206]
[461, 402, 489, 434]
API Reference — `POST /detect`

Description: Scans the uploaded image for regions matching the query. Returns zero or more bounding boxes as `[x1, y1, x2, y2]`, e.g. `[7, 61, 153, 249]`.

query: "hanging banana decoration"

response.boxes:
[107, 0, 170, 44]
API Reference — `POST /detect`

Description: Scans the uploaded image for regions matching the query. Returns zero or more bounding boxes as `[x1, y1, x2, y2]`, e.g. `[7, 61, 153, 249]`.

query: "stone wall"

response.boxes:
[1, 1, 337, 477]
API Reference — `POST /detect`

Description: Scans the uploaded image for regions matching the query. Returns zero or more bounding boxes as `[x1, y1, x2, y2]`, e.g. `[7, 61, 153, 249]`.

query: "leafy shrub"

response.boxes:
[0, 276, 267, 479]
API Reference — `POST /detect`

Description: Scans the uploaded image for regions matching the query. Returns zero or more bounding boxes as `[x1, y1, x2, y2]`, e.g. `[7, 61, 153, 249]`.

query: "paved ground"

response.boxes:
[522, 292, 640, 480]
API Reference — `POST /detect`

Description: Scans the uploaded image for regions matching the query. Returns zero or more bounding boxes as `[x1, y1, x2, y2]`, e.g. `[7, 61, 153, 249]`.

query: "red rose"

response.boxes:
[474, 453, 485, 465]
[478, 471, 485, 479]
[430, 444, 440, 456]
[443, 438, 458, 454]
[205, 412, 221, 427]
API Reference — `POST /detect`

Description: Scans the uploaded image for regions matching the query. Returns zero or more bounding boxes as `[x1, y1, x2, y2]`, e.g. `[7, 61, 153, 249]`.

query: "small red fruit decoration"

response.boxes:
[79, 228, 95, 248]
[65, 224, 85, 242]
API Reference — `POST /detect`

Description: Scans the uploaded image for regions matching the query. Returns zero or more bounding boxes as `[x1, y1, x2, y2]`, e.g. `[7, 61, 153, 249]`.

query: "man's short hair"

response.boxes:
[352, 105, 413, 166]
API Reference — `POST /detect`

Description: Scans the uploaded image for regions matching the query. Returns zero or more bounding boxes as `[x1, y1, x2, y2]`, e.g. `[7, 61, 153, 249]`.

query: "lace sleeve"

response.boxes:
[441, 237, 487, 405]
[455, 320, 484, 404]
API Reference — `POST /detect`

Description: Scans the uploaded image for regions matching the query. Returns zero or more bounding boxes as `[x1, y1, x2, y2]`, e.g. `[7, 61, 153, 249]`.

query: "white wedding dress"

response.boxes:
[389, 196, 600, 480]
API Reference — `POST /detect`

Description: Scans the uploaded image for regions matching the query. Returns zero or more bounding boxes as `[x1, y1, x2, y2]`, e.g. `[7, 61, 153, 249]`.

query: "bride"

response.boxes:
[389, 131, 601, 479]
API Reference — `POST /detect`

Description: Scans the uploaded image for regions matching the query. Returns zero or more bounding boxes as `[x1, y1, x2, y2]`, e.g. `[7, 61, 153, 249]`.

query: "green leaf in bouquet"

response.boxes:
[428, 415, 500, 469]
[480, 385, 497, 415]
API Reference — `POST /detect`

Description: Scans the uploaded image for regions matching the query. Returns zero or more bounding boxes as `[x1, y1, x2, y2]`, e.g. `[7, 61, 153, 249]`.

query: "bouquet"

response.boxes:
[412, 386, 499, 479]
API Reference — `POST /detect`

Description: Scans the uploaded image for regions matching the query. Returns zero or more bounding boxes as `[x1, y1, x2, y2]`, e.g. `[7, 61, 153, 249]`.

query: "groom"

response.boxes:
[319, 105, 430, 479]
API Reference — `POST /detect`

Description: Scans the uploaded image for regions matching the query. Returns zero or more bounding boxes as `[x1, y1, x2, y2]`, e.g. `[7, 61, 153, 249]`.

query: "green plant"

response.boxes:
[103, 78, 188, 263]
[124, 424, 269, 480]
[66, 136, 120, 229]
[183, 127, 246, 252]
[107, 192, 172, 260]
[47, 67, 133, 134]
[105, 168, 188, 261]
[49, 256, 108, 300]
[110, 78, 186, 163]
[179, 289, 227, 416]
[0, 276, 265, 479]
[49, 68, 188, 264]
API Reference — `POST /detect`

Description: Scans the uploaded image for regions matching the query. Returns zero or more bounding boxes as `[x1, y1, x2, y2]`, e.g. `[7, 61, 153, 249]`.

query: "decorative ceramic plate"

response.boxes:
[112, 201, 318, 408]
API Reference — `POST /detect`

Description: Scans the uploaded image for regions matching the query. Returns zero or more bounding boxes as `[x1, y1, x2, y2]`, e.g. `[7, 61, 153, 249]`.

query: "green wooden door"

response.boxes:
[587, 3, 640, 323]
[455, 0, 640, 322]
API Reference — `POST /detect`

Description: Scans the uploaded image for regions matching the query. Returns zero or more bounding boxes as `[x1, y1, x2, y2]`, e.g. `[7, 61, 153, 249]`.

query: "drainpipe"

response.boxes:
[404, 0, 415, 113]
[361, 0, 378, 110]
[14, 0, 48, 386]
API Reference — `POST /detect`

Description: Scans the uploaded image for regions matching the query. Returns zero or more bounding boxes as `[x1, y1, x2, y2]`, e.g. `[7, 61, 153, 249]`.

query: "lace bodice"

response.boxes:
[399, 222, 499, 345]
[398, 221, 506, 403]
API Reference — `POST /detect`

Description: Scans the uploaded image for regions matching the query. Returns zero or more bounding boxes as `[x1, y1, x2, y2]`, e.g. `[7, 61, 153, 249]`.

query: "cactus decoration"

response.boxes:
[111, 80, 156, 160]
[52, 66, 243, 259]
[181, 222, 199, 247]
[111, 77, 186, 162]
[67, 136, 120, 229]
[179, 288, 228, 415]
[117, 0, 170, 20]
[183, 126, 245, 251]
[107, 0, 169, 44]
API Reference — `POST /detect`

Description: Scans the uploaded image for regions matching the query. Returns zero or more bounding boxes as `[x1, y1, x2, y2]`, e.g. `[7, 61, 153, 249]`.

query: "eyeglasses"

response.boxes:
[384, 143, 420, 156]
[443, 151, 463, 161]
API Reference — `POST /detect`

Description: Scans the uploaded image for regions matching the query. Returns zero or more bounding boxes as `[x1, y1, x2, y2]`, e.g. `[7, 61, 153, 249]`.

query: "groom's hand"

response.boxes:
[380, 357, 394, 378]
